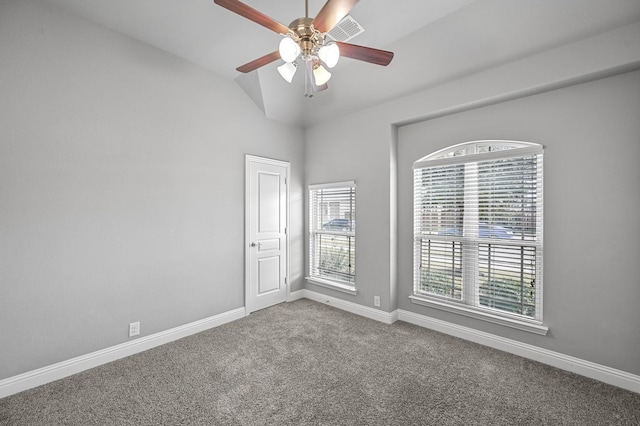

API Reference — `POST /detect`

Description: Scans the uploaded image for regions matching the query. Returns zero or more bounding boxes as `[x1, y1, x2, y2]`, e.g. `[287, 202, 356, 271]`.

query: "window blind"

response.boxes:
[309, 181, 356, 286]
[413, 163, 465, 300]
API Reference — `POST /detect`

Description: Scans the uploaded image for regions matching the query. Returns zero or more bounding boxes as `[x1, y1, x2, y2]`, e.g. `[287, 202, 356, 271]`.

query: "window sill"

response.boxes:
[409, 295, 548, 335]
[306, 277, 357, 295]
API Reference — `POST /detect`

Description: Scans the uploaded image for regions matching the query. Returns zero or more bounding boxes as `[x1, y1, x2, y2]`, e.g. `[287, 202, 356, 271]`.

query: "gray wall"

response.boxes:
[305, 119, 395, 310]
[304, 23, 640, 376]
[0, 0, 304, 379]
[398, 70, 640, 375]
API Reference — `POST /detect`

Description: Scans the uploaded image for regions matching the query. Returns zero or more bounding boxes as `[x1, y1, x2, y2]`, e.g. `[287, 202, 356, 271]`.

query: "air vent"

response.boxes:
[326, 15, 365, 42]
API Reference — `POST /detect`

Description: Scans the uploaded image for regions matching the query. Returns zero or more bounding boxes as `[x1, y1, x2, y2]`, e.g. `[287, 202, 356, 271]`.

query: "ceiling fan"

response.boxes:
[213, 0, 394, 97]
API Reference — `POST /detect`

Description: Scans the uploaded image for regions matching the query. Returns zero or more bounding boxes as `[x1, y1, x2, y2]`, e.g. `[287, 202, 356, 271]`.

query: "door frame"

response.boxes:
[245, 155, 290, 315]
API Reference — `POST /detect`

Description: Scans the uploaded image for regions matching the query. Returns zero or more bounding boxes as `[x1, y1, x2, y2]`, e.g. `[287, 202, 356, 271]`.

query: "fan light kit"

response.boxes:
[214, 0, 394, 98]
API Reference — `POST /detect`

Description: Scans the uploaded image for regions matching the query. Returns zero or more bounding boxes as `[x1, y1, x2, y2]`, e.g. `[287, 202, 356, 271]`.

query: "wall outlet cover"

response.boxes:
[129, 322, 140, 337]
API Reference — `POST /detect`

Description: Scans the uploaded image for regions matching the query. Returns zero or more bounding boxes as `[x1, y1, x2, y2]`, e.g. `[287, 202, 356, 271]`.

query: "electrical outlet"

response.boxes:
[129, 321, 140, 337]
[374, 296, 381, 307]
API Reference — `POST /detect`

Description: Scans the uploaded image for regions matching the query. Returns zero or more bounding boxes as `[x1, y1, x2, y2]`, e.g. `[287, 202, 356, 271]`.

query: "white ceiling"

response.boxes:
[43, 0, 640, 127]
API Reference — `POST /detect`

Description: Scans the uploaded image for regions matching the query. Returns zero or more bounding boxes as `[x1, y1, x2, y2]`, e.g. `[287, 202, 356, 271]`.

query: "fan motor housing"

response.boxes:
[289, 17, 322, 56]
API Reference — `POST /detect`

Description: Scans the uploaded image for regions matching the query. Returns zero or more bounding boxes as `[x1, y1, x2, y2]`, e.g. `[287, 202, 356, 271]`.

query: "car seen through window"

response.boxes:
[322, 219, 354, 231]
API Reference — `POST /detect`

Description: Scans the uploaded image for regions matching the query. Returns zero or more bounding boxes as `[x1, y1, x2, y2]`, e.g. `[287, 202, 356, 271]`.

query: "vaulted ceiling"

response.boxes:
[42, 0, 640, 127]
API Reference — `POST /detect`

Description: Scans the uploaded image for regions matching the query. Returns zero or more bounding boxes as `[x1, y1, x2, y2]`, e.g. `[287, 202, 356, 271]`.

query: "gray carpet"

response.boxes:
[1, 299, 639, 425]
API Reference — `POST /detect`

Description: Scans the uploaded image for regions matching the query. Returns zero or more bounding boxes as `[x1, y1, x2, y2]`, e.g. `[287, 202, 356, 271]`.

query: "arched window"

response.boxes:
[412, 141, 545, 330]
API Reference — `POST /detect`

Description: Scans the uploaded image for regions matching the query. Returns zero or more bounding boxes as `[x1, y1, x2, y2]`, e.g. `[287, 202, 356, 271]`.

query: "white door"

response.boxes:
[245, 155, 289, 314]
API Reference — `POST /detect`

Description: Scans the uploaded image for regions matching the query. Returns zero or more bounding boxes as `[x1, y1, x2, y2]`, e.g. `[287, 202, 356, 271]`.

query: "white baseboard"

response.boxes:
[0, 307, 246, 399]
[294, 292, 640, 393]
[398, 309, 640, 394]
[4, 299, 637, 399]
[301, 289, 397, 325]
[287, 289, 305, 302]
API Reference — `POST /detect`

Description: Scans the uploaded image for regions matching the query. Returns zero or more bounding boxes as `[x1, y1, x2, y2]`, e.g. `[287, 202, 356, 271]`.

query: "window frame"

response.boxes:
[411, 141, 547, 335]
[307, 181, 357, 295]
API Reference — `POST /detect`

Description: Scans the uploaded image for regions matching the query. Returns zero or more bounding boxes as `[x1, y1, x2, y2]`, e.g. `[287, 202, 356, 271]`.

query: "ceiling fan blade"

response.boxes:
[214, 0, 291, 35]
[236, 51, 281, 73]
[335, 42, 394, 66]
[312, 0, 358, 33]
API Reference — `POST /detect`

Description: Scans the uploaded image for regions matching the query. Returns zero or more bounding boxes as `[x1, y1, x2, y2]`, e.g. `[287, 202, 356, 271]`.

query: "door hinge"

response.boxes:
[284, 227, 287, 235]
[284, 177, 287, 185]
[284, 277, 287, 285]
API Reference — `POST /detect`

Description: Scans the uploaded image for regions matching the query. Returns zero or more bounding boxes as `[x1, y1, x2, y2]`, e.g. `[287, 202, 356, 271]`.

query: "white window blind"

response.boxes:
[414, 141, 543, 323]
[309, 181, 356, 287]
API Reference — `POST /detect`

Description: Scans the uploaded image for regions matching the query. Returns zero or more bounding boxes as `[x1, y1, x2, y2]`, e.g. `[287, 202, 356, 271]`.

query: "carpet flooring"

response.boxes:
[1, 299, 639, 425]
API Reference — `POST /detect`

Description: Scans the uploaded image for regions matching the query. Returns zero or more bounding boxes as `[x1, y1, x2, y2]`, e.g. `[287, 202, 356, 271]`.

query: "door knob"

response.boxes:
[250, 242, 257, 247]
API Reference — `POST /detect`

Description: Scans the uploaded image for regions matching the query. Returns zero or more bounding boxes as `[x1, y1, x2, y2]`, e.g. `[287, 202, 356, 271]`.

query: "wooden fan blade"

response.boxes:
[312, 0, 358, 33]
[214, 0, 291, 35]
[236, 51, 281, 73]
[335, 42, 394, 66]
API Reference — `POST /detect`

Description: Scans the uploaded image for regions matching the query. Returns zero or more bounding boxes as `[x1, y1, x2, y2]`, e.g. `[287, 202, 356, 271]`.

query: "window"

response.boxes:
[412, 141, 545, 333]
[308, 181, 356, 292]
